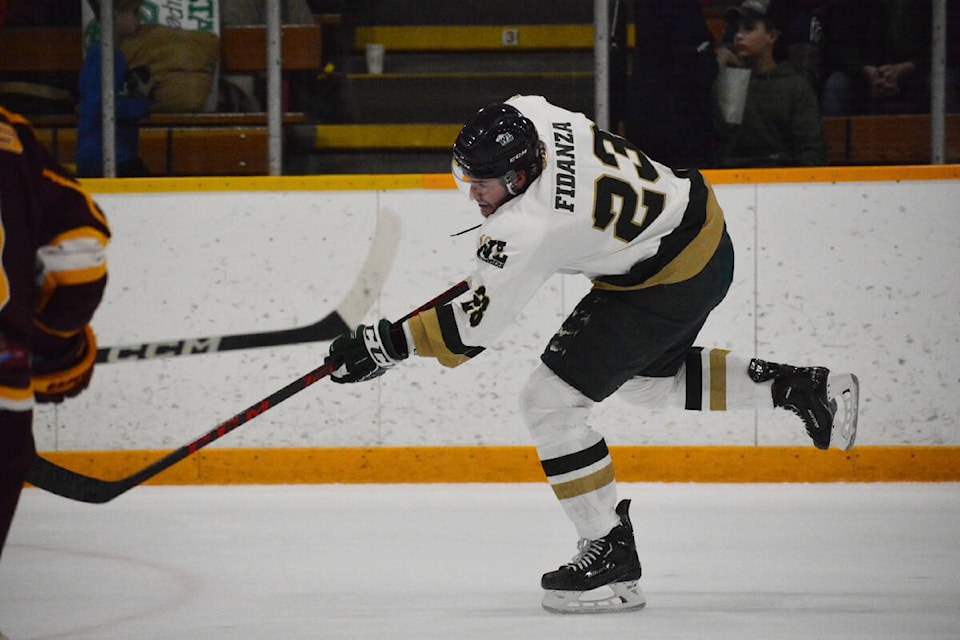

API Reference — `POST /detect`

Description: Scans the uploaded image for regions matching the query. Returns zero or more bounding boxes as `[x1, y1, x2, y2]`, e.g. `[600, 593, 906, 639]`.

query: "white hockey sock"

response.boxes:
[618, 349, 773, 411]
[537, 435, 620, 541]
[520, 364, 619, 540]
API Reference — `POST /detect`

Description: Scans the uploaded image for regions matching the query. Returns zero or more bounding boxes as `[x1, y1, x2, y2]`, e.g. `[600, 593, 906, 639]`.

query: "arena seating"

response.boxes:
[1, 4, 955, 176]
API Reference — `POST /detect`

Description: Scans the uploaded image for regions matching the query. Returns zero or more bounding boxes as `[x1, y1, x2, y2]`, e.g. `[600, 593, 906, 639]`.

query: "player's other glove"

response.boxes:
[328, 320, 407, 384]
[32, 324, 98, 404]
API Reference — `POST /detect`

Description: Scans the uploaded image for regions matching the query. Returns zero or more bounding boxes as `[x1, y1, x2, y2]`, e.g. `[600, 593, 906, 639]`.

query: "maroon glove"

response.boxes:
[32, 325, 97, 404]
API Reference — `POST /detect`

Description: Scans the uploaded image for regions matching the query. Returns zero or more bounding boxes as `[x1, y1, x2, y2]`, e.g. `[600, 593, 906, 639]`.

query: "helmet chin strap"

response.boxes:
[500, 169, 522, 196]
[500, 144, 545, 196]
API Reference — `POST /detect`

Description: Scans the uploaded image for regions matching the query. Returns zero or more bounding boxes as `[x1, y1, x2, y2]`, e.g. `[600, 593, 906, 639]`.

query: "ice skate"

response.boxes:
[751, 359, 860, 451]
[541, 499, 646, 614]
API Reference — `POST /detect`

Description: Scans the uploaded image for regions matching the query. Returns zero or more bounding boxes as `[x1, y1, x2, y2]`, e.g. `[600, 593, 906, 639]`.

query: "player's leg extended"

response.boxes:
[749, 357, 859, 450]
[618, 348, 768, 412]
[618, 350, 860, 450]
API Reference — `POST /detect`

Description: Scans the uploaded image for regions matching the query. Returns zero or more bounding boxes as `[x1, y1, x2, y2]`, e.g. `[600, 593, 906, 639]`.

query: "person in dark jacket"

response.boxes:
[76, 0, 153, 177]
[819, 0, 932, 116]
[714, 0, 826, 167]
[617, 0, 718, 169]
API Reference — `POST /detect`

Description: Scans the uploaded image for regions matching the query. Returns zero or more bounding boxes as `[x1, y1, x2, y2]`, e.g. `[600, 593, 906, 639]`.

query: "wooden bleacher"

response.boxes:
[31, 112, 309, 177]
[841, 115, 960, 165]
[2, 12, 957, 175]
[818, 115, 960, 165]
[309, 10, 958, 169]
[297, 116, 960, 167]
[0, 24, 322, 76]
[352, 24, 596, 51]
[321, 9, 958, 172]
[0, 24, 322, 176]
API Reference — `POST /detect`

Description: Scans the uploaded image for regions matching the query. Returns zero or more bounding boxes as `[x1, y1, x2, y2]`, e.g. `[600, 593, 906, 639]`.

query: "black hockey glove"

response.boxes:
[328, 320, 407, 384]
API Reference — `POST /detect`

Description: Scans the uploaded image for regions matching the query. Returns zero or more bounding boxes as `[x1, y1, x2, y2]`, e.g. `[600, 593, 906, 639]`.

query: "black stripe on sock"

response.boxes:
[686, 347, 703, 410]
[540, 439, 610, 478]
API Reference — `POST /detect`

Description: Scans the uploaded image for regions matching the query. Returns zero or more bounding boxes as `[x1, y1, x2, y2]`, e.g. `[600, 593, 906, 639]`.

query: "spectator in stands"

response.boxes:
[76, 0, 153, 177]
[713, 0, 826, 167]
[712, 0, 830, 92]
[117, 19, 219, 114]
[615, 0, 718, 169]
[819, 0, 932, 116]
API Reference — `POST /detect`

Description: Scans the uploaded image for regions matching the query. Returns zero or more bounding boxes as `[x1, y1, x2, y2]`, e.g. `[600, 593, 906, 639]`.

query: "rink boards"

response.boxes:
[28, 165, 960, 484]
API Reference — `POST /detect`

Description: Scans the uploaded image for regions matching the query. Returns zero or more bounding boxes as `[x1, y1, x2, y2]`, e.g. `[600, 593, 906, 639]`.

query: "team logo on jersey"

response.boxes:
[477, 235, 508, 268]
[460, 286, 490, 327]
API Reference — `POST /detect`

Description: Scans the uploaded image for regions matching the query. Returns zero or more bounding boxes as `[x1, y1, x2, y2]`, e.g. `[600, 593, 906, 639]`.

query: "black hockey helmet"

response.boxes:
[452, 102, 543, 194]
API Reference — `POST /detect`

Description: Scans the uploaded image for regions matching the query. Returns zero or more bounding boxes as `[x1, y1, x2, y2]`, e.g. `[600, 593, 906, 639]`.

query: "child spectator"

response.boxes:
[713, 0, 826, 167]
[713, 0, 831, 91]
[76, 0, 153, 177]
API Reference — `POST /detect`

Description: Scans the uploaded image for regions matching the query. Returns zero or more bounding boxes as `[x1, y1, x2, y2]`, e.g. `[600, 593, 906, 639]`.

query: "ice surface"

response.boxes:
[2, 482, 959, 639]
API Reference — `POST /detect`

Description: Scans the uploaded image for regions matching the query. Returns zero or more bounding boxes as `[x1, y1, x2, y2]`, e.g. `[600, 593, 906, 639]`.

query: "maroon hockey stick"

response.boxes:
[27, 281, 470, 504]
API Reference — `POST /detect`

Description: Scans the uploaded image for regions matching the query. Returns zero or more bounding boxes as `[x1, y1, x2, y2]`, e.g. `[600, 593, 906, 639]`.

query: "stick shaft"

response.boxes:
[95, 314, 349, 363]
[95, 211, 401, 363]
[28, 280, 470, 503]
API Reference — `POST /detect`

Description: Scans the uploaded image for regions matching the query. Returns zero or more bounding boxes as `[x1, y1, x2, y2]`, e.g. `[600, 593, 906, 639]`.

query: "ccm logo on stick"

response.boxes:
[104, 338, 222, 362]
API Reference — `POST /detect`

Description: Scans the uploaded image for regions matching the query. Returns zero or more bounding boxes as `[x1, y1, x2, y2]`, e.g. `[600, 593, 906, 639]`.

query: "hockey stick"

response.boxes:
[96, 209, 402, 363]
[27, 280, 470, 504]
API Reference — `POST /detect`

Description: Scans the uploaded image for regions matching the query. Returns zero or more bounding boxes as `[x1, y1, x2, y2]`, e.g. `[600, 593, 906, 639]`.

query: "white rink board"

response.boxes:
[33, 179, 960, 451]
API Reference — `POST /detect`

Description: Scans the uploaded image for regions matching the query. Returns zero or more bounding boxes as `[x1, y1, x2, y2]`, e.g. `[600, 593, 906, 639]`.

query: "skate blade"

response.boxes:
[828, 373, 859, 451]
[542, 580, 646, 614]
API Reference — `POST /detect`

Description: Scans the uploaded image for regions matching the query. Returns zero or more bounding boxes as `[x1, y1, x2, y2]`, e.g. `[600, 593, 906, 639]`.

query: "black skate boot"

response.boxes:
[541, 499, 645, 614]
[749, 359, 859, 451]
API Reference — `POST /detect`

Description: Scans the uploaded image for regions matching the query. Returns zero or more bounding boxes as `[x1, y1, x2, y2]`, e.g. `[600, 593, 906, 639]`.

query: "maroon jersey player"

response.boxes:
[0, 107, 111, 559]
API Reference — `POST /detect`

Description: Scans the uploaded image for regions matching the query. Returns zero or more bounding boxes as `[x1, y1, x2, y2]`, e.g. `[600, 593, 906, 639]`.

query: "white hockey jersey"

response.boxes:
[405, 95, 725, 367]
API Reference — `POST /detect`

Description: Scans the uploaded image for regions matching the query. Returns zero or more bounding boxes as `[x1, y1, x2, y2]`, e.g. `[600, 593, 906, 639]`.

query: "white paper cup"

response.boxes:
[717, 67, 751, 124]
[365, 43, 385, 75]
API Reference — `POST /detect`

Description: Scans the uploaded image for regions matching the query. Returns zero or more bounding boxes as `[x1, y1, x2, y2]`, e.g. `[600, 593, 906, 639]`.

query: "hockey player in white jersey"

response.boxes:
[327, 95, 860, 613]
